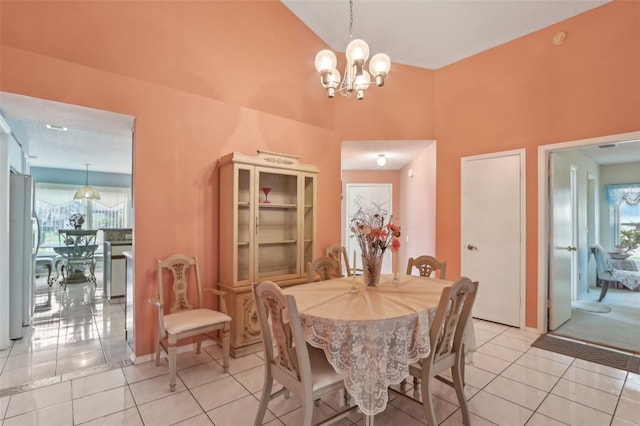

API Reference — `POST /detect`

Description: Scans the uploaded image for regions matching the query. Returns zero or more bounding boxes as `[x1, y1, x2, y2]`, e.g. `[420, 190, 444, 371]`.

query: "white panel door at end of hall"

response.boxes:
[461, 152, 523, 327]
[548, 152, 574, 330]
[345, 184, 393, 274]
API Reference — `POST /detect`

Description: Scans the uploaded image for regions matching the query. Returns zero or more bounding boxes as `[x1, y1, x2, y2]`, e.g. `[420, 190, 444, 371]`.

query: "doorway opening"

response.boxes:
[0, 93, 135, 391]
[538, 131, 640, 354]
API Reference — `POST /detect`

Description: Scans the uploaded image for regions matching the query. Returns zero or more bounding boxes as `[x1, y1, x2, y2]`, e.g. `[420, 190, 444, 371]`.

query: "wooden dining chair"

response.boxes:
[307, 255, 343, 282]
[148, 254, 231, 391]
[408, 277, 478, 426]
[406, 255, 447, 279]
[325, 244, 352, 277]
[252, 281, 355, 426]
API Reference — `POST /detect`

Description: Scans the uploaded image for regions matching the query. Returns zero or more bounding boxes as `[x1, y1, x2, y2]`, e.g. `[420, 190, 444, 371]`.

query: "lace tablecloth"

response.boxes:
[284, 274, 476, 416]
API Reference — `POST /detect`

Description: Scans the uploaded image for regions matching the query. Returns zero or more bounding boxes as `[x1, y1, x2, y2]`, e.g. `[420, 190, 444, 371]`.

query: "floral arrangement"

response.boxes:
[350, 201, 401, 258]
[68, 213, 85, 230]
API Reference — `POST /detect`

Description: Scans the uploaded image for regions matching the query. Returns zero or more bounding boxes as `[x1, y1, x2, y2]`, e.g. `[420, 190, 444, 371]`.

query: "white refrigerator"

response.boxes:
[9, 173, 38, 339]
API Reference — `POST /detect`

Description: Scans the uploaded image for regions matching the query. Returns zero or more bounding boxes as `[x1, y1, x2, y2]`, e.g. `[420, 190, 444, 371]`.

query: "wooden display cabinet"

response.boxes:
[218, 151, 317, 356]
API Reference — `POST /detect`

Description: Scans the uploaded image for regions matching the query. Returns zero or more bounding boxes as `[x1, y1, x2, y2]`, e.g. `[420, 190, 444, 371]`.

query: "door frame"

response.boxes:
[344, 183, 394, 274]
[461, 149, 526, 328]
[536, 130, 640, 333]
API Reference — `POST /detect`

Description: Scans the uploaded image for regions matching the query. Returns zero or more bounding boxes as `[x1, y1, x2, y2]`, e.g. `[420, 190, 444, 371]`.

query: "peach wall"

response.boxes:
[335, 64, 436, 141]
[0, 1, 334, 129]
[3, 0, 637, 356]
[1, 1, 433, 356]
[434, 1, 640, 328]
[0, 1, 347, 356]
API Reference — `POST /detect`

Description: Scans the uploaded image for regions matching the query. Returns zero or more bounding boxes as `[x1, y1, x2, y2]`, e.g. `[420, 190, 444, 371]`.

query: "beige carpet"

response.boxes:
[553, 286, 640, 354]
[572, 300, 611, 313]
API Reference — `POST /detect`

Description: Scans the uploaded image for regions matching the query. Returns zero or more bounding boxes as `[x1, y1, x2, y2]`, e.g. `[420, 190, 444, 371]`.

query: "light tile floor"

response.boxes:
[0, 278, 640, 426]
[1, 316, 639, 425]
[0, 271, 133, 393]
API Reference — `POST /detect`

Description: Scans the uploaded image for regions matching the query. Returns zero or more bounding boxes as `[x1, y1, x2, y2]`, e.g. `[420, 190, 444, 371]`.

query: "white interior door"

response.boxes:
[461, 151, 524, 327]
[548, 152, 574, 330]
[345, 184, 393, 274]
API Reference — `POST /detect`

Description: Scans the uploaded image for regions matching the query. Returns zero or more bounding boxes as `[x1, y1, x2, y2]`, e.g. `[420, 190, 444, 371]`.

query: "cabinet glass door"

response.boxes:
[256, 170, 298, 279]
[237, 167, 251, 282]
[302, 175, 315, 271]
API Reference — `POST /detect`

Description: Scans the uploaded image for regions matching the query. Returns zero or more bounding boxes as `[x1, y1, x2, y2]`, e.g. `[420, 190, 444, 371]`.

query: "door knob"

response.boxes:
[565, 246, 577, 252]
[466, 244, 478, 251]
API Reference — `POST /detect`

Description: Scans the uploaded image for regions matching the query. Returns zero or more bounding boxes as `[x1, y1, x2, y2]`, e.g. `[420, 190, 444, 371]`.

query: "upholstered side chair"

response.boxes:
[149, 254, 230, 391]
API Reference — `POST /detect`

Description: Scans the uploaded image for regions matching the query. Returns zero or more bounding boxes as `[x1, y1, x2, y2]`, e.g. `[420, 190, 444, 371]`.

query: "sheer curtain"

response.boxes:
[35, 183, 131, 247]
[605, 183, 640, 206]
[36, 183, 130, 208]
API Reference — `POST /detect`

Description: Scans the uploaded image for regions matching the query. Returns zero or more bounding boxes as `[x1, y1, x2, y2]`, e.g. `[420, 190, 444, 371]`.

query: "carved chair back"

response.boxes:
[157, 254, 203, 313]
[252, 281, 309, 382]
[406, 255, 447, 279]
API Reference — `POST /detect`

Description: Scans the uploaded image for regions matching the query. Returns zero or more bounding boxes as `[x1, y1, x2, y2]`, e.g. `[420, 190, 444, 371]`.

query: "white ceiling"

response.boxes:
[282, 0, 610, 70]
[2, 0, 638, 173]
[342, 140, 433, 170]
[0, 92, 134, 174]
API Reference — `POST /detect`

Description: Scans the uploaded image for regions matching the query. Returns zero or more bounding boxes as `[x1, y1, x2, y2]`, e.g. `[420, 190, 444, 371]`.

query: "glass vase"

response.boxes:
[362, 254, 383, 287]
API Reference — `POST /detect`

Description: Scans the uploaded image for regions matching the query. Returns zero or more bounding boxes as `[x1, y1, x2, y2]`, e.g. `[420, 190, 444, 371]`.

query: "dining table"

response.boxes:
[283, 273, 476, 425]
[607, 256, 640, 291]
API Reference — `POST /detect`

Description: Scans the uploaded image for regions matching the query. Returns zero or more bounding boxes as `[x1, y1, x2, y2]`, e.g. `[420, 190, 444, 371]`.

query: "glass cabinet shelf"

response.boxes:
[258, 203, 296, 209]
[258, 240, 296, 245]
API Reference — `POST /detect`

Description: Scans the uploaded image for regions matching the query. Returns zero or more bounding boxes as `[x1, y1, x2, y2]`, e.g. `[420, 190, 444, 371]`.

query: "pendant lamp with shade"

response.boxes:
[74, 164, 101, 200]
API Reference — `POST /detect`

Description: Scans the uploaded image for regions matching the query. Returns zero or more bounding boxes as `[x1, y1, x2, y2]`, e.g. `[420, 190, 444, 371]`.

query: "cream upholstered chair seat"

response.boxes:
[150, 254, 230, 392]
[163, 309, 230, 335]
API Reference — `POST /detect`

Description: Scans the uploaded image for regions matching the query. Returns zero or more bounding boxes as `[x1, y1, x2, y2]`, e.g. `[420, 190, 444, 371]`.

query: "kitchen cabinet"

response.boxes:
[218, 151, 317, 356]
